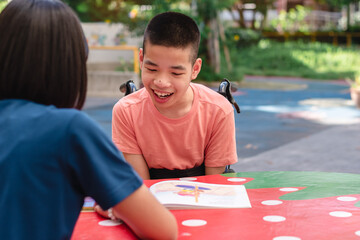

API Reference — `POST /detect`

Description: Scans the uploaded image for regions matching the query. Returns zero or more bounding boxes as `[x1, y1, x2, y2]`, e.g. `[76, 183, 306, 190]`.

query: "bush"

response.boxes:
[347, 24, 360, 33]
[233, 40, 359, 80]
[197, 62, 223, 82]
[225, 28, 262, 48]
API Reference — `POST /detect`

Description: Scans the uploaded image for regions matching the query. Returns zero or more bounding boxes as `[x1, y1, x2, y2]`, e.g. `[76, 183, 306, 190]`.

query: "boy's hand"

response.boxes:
[205, 166, 226, 175]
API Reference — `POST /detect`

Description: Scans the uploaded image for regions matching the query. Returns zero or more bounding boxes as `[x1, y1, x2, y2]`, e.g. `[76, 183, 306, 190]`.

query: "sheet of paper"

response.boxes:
[149, 180, 251, 209]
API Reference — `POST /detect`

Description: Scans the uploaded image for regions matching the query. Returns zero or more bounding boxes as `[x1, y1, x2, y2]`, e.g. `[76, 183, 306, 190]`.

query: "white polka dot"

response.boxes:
[337, 196, 357, 202]
[329, 211, 352, 218]
[227, 178, 247, 182]
[182, 219, 207, 227]
[263, 215, 286, 222]
[180, 232, 192, 237]
[98, 220, 123, 226]
[273, 236, 301, 240]
[279, 188, 299, 192]
[355, 230, 360, 236]
[180, 177, 197, 181]
[262, 200, 283, 206]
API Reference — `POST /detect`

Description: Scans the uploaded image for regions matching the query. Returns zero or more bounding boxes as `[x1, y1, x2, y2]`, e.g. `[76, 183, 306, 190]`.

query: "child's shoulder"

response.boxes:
[192, 83, 233, 112]
[192, 82, 222, 96]
[115, 88, 148, 109]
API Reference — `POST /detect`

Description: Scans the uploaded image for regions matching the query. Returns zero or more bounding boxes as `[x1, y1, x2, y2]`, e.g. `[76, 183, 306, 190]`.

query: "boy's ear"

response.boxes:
[191, 58, 202, 80]
[139, 48, 144, 68]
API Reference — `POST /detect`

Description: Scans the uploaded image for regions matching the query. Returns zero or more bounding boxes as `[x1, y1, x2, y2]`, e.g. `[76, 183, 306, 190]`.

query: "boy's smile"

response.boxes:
[140, 43, 202, 118]
[153, 89, 174, 102]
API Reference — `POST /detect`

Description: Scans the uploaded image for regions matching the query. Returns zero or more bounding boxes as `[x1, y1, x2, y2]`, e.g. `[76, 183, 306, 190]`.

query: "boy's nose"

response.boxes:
[154, 78, 171, 88]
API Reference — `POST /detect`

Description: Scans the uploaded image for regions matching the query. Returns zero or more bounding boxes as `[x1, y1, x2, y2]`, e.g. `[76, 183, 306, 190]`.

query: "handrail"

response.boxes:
[262, 31, 360, 47]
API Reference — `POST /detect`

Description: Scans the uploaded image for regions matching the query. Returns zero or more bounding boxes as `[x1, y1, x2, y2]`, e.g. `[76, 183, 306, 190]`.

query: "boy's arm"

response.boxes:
[113, 184, 178, 240]
[205, 166, 226, 175]
[204, 104, 238, 173]
[123, 153, 150, 180]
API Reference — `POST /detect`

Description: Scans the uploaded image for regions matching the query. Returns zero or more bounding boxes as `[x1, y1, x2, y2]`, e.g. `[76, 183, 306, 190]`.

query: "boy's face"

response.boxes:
[139, 42, 202, 117]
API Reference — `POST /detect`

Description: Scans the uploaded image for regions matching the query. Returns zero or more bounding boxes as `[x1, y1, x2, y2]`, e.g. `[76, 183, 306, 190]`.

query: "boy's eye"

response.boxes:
[146, 68, 156, 72]
[172, 72, 183, 76]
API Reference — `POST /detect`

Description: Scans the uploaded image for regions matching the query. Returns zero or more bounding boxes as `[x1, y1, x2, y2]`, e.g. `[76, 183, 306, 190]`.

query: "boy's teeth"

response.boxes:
[154, 91, 173, 98]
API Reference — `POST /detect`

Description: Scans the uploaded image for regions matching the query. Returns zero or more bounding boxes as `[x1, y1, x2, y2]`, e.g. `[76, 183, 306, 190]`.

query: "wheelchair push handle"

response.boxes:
[217, 78, 240, 114]
[119, 79, 240, 114]
[119, 80, 137, 96]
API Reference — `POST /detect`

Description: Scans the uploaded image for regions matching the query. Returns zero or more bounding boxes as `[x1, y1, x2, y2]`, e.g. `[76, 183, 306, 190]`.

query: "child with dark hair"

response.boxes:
[112, 12, 238, 180]
[0, 1, 177, 239]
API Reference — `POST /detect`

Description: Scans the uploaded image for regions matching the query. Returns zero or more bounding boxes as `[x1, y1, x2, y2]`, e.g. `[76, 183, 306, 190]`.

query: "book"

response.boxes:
[82, 196, 95, 211]
[149, 180, 251, 209]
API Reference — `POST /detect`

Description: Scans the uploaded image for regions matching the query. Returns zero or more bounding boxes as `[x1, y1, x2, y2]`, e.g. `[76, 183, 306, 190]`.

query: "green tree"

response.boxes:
[65, 0, 237, 79]
[270, 5, 311, 33]
[63, 0, 134, 22]
[315, 0, 360, 30]
[0, 0, 9, 12]
[123, 0, 236, 77]
[196, 0, 236, 74]
[230, 0, 276, 30]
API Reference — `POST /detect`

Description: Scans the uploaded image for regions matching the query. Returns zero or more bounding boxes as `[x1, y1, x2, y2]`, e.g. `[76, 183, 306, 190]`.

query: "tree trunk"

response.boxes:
[206, 18, 221, 74]
[346, 3, 350, 31]
[238, 8, 246, 28]
[218, 19, 232, 72]
[259, 8, 268, 31]
[232, 2, 246, 28]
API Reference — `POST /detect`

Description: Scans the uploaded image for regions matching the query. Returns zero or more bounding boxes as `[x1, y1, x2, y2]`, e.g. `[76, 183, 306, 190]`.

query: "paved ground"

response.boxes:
[232, 123, 360, 173]
[83, 76, 360, 174]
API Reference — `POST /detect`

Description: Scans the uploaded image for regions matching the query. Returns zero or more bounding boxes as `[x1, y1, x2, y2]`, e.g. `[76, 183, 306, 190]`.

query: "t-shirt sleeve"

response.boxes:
[112, 101, 142, 154]
[204, 109, 238, 167]
[66, 112, 143, 210]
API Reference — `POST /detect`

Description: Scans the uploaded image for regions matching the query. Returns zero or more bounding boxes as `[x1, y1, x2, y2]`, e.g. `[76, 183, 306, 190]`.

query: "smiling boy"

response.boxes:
[112, 12, 237, 179]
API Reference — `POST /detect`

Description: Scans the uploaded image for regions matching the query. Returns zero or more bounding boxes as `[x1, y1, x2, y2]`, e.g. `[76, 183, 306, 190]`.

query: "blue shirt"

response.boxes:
[0, 99, 142, 240]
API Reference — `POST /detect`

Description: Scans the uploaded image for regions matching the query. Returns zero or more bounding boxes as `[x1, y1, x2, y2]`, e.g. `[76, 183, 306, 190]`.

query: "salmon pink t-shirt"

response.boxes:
[112, 83, 237, 170]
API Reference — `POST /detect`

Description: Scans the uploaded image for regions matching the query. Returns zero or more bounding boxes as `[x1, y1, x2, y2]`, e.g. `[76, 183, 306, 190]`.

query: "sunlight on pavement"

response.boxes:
[241, 98, 360, 125]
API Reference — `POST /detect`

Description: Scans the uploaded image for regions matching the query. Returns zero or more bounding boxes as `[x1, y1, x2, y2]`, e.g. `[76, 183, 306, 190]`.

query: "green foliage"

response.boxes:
[318, 0, 360, 7]
[0, 0, 8, 12]
[346, 9, 360, 32]
[124, 0, 194, 35]
[150, 0, 188, 15]
[197, 62, 223, 82]
[347, 24, 360, 32]
[197, 25, 248, 82]
[196, 0, 236, 21]
[63, 0, 133, 22]
[232, 40, 360, 80]
[269, 5, 311, 33]
[61, 0, 359, 82]
[225, 28, 262, 48]
[346, 72, 360, 88]
[126, 0, 236, 82]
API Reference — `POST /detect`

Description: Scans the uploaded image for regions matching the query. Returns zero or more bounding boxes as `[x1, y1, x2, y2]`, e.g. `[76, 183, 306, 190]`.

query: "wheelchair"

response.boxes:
[119, 79, 240, 175]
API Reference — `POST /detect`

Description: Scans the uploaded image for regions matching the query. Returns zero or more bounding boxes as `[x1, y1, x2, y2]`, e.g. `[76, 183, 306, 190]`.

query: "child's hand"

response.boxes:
[94, 204, 122, 222]
[94, 204, 109, 219]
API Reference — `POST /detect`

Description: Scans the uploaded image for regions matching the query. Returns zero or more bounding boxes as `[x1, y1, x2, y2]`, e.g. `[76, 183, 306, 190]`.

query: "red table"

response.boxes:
[72, 171, 360, 240]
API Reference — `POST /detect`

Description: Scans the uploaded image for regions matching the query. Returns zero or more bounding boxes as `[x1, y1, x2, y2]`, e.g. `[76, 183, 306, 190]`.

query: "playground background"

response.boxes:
[83, 75, 360, 174]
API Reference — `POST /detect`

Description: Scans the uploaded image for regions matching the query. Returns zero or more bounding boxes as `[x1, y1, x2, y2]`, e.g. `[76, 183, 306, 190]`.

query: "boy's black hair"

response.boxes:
[143, 11, 200, 64]
[0, 0, 88, 109]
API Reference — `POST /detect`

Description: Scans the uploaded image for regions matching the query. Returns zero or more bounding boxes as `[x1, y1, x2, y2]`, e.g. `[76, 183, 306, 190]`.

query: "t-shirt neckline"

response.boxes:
[147, 83, 198, 123]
